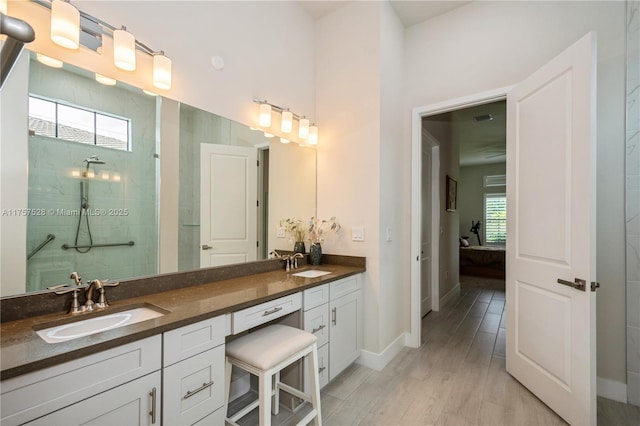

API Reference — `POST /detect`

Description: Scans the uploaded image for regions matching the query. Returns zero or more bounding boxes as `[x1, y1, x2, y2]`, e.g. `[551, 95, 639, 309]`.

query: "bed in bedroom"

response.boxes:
[459, 245, 505, 279]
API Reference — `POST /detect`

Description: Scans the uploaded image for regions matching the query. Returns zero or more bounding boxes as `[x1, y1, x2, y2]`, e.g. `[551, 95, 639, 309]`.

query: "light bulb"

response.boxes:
[298, 118, 309, 139]
[50, 0, 80, 49]
[95, 73, 116, 86]
[153, 52, 172, 90]
[259, 103, 272, 127]
[36, 53, 63, 68]
[113, 27, 136, 71]
[308, 125, 318, 145]
[281, 110, 293, 133]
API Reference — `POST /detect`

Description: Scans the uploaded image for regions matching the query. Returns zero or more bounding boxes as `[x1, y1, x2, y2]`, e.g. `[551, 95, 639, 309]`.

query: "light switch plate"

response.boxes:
[385, 227, 392, 242]
[276, 227, 285, 238]
[352, 226, 365, 242]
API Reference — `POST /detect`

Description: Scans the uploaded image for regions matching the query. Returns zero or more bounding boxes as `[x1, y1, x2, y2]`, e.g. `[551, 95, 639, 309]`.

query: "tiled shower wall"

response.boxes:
[27, 60, 158, 291]
[627, 0, 640, 407]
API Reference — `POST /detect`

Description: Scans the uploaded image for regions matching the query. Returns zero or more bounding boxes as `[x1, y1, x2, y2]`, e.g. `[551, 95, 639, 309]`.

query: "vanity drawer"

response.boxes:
[163, 315, 225, 367]
[330, 275, 361, 300]
[231, 293, 301, 334]
[0, 335, 161, 426]
[163, 345, 225, 426]
[303, 303, 329, 347]
[303, 284, 329, 310]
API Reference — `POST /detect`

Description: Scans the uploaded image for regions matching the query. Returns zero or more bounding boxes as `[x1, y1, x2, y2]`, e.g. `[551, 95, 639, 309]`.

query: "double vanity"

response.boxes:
[0, 256, 365, 425]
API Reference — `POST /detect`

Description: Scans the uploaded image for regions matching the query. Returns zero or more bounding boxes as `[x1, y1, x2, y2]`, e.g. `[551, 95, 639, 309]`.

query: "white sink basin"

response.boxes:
[291, 270, 331, 278]
[36, 306, 166, 344]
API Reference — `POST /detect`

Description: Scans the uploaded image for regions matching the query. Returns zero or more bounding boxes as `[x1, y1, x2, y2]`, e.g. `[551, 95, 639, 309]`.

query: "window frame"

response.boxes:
[28, 94, 132, 152]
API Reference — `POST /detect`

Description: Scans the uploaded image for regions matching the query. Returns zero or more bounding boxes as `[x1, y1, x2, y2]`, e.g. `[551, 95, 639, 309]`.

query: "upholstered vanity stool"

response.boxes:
[224, 324, 322, 426]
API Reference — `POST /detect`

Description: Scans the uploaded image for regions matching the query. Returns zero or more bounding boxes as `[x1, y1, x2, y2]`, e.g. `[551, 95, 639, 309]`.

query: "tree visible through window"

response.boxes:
[28, 95, 130, 151]
[485, 194, 506, 245]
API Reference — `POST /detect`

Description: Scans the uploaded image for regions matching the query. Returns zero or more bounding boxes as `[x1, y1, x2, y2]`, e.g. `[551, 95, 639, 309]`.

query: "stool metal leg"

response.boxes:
[308, 343, 322, 426]
[272, 371, 280, 416]
[259, 370, 272, 426]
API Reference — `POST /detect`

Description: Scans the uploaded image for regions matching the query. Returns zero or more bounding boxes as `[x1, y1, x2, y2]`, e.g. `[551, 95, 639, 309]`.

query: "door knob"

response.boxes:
[202, 244, 212, 250]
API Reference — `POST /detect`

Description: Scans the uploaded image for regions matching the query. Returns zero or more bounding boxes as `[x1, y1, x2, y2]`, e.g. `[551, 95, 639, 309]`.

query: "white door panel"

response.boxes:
[201, 144, 257, 268]
[506, 32, 597, 426]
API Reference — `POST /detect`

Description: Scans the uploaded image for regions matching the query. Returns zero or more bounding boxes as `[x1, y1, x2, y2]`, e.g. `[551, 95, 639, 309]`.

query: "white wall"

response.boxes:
[0, 52, 29, 296]
[11, 1, 317, 129]
[315, 1, 382, 353]
[405, 0, 627, 385]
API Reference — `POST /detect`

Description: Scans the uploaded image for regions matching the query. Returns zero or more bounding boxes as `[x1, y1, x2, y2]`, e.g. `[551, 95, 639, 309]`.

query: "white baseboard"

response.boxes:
[356, 332, 408, 371]
[440, 282, 461, 308]
[597, 377, 627, 403]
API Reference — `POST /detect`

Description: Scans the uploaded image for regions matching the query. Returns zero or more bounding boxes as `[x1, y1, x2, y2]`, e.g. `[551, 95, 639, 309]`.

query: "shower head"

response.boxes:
[84, 155, 106, 165]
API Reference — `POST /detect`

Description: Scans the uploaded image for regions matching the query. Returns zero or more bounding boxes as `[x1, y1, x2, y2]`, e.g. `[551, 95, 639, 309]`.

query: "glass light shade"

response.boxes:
[95, 73, 116, 86]
[153, 53, 172, 90]
[281, 110, 293, 133]
[50, 0, 80, 49]
[0, 0, 7, 15]
[308, 125, 318, 145]
[36, 53, 63, 68]
[280, 137, 290, 144]
[259, 104, 272, 127]
[113, 28, 136, 71]
[143, 89, 158, 96]
[298, 118, 310, 139]
[264, 132, 274, 138]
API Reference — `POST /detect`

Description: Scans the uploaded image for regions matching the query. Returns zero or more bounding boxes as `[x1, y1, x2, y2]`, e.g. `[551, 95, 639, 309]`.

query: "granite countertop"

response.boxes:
[0, 263, 364, 381]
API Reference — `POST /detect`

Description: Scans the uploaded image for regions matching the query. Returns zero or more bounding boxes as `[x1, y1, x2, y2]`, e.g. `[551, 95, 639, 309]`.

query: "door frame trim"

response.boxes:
[408, 85, 513, 348]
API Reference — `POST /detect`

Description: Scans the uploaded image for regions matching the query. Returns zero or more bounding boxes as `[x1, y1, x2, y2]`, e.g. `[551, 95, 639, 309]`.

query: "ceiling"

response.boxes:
[298, 1, 472, 28]
[424, 101, 506, 167]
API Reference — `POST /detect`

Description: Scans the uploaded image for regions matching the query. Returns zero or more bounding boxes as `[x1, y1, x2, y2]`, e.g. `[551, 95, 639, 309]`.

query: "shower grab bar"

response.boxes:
[27, 234, 56, 260]
[62, 241, 135, 250]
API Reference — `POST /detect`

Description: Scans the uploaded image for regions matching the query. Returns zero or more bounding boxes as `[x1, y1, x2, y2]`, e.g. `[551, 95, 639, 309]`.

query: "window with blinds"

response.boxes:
[484, 193, 507, 245]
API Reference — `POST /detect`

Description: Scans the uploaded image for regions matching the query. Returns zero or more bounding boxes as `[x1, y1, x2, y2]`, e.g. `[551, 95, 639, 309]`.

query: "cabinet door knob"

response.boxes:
[332, 307, 337, 325]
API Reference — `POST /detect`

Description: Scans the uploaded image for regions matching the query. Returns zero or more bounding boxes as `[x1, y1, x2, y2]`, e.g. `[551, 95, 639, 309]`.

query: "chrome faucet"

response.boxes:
[292, 252, 304, 269]
[270, 250, 305, 271]
[85, 279, 120, 310]
[48, 275, 120, 314]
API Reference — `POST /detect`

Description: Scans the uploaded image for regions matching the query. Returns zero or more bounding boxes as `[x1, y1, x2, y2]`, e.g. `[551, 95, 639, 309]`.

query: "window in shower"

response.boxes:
[484, 193, 507, 245]
[28, 95, 131, 151]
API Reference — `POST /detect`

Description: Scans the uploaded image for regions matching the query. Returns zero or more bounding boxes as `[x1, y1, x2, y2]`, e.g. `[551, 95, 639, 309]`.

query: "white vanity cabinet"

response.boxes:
[25, 371, 161, 426]
[303, 274, 362, 387]
[1, 335, 162, 426]
[162, 316, 226, 426]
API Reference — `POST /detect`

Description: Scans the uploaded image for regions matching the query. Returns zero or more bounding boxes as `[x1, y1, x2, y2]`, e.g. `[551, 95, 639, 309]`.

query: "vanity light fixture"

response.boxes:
[142, 89, 158, 96]
[298, 117, 309, 139]
[153, 52, 172, 90]
[281, 110, 293, 133]
[264, 132, 274, 138]
[113, 26, 136, 71]
[0, 0, 7, 15]
[259, 103, 272, 127]
[308, 125, 318, 145]
[253, 99, 318, 145]
[36, 53, 63, 68]
[50, 0, 80, 49]
[95, 73, 116, 86]
[280, 137, 290, 144]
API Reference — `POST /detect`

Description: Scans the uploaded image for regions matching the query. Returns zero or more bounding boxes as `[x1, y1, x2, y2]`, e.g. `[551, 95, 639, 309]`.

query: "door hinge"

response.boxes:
[557, 277, 587, 292]
[257, 160, 260, 167]
[256, 200, 259, 207]
[591, 281, 600, 292]
[256, 241, 259, 247]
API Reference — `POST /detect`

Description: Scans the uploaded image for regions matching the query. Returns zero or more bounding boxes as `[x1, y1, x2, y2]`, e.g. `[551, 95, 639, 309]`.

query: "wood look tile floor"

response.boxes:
[233, 276, 640, 425]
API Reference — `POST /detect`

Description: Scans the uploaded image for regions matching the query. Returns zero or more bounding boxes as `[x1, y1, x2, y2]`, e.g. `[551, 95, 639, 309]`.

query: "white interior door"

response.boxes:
[421, 145, 432, 317]
[200, 144, 257, 267]
[506, 32, 597, 426]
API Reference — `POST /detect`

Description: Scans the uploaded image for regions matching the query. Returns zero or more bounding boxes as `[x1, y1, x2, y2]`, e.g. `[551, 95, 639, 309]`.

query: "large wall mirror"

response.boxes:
[1, 52, 316, 297]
